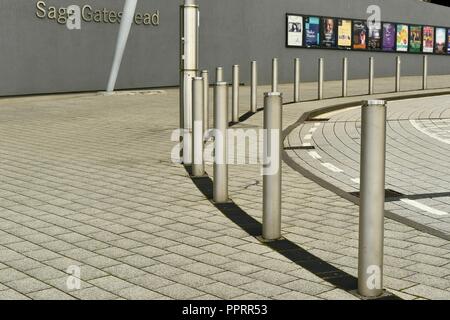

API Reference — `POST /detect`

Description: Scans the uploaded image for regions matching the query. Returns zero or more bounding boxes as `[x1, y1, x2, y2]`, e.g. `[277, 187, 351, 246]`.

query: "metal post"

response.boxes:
[192, 77, 204, 177]
[213, 82, 229, 203]
[201, 70, 209, 135]
[251, 61, 258, 113]
[369, 57, 375, 95]
[358, 100, 387, 298]
[180, 0, 199, 164]
[342, 57, 348, 97]
[294, 58, 301, 102]
[395, 56, 401, 92]
[232, 65, 240, 123]
[262, 92, 283, 241]
[272, 58, 278, 92]
[423, 55, 428, 90]
[216, 67, 224, 82]
[318, 58, 324, 100]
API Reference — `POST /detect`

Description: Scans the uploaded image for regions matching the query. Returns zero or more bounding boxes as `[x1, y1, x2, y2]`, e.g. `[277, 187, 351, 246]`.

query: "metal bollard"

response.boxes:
[213, 82, 229, 203]
[358, 100, 387, 298]
[201, 70, 209, 135]
[395, 56, 401, 92]
[216, 67, 224, 83]
[423, 55, 428, 90]
[318, 58, 324, 100]
[369, 57, 375, 95]
[251, 61, 258, 113]
[294, 58, 301, 103]
[232, 65, 240, 123]
[183, 76, 193, 164]
[272, 58, 278, 92]
[262, 92, 283, 241]
[342, 57, 348, 97]
[191, 77, 205, 177]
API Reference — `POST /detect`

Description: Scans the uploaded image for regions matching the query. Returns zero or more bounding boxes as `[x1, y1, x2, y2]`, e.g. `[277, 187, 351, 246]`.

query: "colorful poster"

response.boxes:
[423, 26, 434, 53]
[287, 15, 303, 47]
[396, 24, 409, 52]
[337, 19, 352, 48]
[353, 20, 367, 50]
[382, 23, 396, 51]
[448, 29, 450, 54]
[321, 18, 336, 48]
[409, 26, 422, 53]
[368, 23, 382, 50]
[435, 27, 446, 54]
[305, 16, 320, 47]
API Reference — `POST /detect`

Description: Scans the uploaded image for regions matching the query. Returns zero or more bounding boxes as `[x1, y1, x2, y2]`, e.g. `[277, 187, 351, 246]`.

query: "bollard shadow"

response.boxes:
[185, 165, 400, 300]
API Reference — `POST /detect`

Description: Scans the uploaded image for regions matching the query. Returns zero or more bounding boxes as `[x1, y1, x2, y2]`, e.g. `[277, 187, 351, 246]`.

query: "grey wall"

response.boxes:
[0, 0, 450, 96]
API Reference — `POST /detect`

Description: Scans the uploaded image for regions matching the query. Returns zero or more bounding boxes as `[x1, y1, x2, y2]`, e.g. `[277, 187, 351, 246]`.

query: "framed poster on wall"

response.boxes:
[423, 26, 434, 53]
[447, 29, 450, 54]
[368, 23, 382, 50]
[396, 24, 409, 52]
[382, 23, 396, 51]
[353, 20, 367, 50]
[286, 14, 304, 47]
[435, 27, 446, 54]
[337, 19, 352, 49]
[409, 26, 422, 53]
[305, 16, 320, 47]
[321, 17, 337, 48]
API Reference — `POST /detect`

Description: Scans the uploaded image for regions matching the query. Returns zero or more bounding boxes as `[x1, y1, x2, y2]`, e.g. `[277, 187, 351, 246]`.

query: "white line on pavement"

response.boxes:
[308, 151, 322, 160]
[351, 178, 360, 184]
[400, 199, 448, 216]
[309, 127, 318, 133]
[410, 120, 450, 145]
[322, 163, 344, 173]
[303, 134, 313, 140]
[302, 142, 312, 147]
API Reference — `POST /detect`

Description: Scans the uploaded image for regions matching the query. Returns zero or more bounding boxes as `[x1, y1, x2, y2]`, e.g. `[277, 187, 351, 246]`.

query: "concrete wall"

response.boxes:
[0, 0, 449, 96]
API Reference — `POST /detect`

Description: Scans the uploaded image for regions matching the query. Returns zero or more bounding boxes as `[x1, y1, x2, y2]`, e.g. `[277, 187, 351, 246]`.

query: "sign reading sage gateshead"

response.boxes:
[35, 1, 160, 26]
[286, 13, 450, 55]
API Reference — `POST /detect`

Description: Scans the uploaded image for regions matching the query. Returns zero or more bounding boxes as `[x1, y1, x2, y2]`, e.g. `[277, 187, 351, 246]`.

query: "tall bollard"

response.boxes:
[294, 58, 301, 102]
[342, 57, 348, 97]
[272, 58, 279, 92]
[216, 67, 224, 83]
[395, 56, 401, 92]
[192, 77, 205, 177]
[251, 61, 258, 113]
[262, 92, 283, 241]
[232, 65, 240, 123]
[213, 82, 229, 203]
[369, 57, 375, 95]
[201, 70, 209, 135]
[358, 100, 387, 298]
[423, 55, 428, 90]
[318, 58, 324, 100]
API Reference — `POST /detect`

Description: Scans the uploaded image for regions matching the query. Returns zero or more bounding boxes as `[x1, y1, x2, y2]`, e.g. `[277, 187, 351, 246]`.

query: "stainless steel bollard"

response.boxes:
[294, 58, 301, 102]
[369, 57, 375, 95]
[232, 65, 240, 123]
[192, 77, 205, 177]
[251, 61, 258, 113]
[423, 55, 428, 90]
[395, 56, 401, 92]
[358, 100, 387, 298]
[262, 92, 283, 241]
[342, 57, 348, 97]
[272, 58, 279, 92]
[216, 67, 224, 83]
[201, 70, 209, 135]
[318, 58, 324, 100]
[213, 82, 229, 203]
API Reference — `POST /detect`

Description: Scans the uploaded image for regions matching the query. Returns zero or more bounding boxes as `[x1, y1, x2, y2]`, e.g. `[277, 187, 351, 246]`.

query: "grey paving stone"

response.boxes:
[198, 282, 247, 300]
[71, 286, 119, 300]
[240, 280, 290, 298]
[89, 276, 134, 292]
[0, 289, 30, 300]
[155, 283, 205, 300]
[117, 286, 167, 300]
[404, 284, 450, 300]
[28, 288, 76, 300]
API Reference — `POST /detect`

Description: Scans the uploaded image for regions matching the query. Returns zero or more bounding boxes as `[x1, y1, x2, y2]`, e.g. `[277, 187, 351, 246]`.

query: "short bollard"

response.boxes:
[423, 55, 428, 90]
[342, 57, 348, 97]
[369, 57, 374, 95]
[294, 58, 301, 103]
[191, 77, 204, 177]
[318, 58, 324, 100]
[262, 92, 283, 241]
[251, 61, 258, 113]
[213, 82, 229, 203]
[216, 67, 224, 83]
[395, 56, 401, 92]
[358, 100, 387, 298]
[201, 70, 209, 135]
[232, 65, 240, 123]
[272, 58, 278, 92]
[183, 76, 193, 165]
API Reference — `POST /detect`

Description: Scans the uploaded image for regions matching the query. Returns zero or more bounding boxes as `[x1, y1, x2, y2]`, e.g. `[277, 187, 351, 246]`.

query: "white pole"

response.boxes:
[106, 0, 138, 92]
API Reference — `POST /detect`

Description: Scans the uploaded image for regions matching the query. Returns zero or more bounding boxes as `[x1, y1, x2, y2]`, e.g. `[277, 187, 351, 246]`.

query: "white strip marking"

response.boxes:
[400, 199, 448, 216]
[315, 123, 321, 127]
[309, 127, 318, 133]
[304, 134, 313, 140]
[410, 120, 450, 145]
[351, 178, 360, 184]
[308, 151, 322, 160]
[322, 163, 344, 173]
[302, 142, 312, 147]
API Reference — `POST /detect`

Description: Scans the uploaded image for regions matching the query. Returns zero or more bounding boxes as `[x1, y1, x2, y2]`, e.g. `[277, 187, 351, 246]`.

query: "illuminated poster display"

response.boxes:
[382, 23, 396, 51]
[409, 26, 422, 53]
[423, 26, 434, 53]
[353, 20, 367, 50]
[305, 16, 320, 47]
[368, 23, 382, 50]
[337, 19, 352, 48]
[321, 17, 336, 48]
[287, 15, 303, 47]
[448, 29, 450, 54]
[435, 27, 446, 54]
[396, 24, 409, 52]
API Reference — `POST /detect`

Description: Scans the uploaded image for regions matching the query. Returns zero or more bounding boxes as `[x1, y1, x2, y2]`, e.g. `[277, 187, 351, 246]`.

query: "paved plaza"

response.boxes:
[1, 75, 450, 300]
